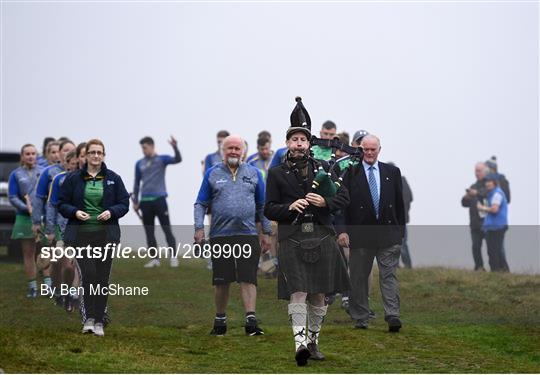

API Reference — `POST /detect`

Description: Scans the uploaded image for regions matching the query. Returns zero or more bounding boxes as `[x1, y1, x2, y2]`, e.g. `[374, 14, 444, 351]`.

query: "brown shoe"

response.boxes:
[295, 345, 311, 366]
[307, 343, 325, 360]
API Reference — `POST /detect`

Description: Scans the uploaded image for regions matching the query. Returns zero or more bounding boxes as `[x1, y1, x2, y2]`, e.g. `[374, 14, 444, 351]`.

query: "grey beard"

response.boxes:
[226, 157, 240, 166]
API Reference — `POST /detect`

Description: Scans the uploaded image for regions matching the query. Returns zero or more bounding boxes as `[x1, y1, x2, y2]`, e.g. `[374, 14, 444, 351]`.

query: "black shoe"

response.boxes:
[210, 324, 227, 336]
[355, 320, 368, 329]
[245, 324, 264, 336]
[295, 345, 311, 366]
[387, 317, 402, 333]
[369, 309, 376, 320]
[245, 317, 264, 336]
[307, 343, 325, 360]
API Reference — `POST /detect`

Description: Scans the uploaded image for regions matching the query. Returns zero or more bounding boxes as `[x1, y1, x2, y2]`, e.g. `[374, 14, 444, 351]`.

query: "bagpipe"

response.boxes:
[289, 97, 364, 225]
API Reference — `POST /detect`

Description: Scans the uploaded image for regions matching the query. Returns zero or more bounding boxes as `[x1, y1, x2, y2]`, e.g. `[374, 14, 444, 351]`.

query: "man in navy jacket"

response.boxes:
[336, 134, 405, 332]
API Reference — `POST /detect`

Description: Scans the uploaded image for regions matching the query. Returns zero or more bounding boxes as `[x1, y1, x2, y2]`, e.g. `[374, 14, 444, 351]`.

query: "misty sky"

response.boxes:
[2, 1, 539, 230]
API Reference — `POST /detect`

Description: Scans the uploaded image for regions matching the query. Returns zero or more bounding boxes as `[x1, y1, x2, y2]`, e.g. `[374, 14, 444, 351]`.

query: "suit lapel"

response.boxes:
[353, 164, 377, 217]
[378, 163, 391, 213]
[281, 165, 305, 197]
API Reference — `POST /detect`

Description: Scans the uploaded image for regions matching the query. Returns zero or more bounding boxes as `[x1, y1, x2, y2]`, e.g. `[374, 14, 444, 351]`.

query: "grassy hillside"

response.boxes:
[0, 258, 539, 373]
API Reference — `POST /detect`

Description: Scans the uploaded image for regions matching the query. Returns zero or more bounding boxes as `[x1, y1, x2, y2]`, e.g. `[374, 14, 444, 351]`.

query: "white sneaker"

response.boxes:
[93, 322, 105, 337]
[82, 318, 95, 334]
[170, 257, 179, 268]
[144, 259, 161, 268]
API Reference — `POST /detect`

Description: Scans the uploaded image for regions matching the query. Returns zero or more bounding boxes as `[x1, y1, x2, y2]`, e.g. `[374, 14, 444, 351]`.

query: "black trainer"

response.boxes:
[245, 324, 264, 336]
[245, 318, 264, 336]
[210, 324, 227, 336]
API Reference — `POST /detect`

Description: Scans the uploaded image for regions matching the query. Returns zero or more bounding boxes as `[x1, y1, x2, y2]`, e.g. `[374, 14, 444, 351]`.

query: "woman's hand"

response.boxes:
[76, 210, 90, 221]
[97, 210, 112, 221]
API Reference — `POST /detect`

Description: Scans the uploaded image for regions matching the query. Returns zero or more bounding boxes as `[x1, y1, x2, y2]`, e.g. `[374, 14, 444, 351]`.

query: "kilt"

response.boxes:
[277, 227, 351, 300]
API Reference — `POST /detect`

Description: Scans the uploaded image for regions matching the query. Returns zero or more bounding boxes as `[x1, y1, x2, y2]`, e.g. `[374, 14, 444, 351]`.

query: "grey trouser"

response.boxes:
[349, 244, 401, 322]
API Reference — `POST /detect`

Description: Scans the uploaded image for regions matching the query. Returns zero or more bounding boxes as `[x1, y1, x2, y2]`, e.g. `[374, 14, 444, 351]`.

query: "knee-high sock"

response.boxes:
[307, 303, 327, 345]
[288, 303, 307, 351]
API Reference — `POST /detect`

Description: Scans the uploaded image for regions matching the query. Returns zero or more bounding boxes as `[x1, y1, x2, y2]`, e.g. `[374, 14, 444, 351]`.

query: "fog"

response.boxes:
[2, 1, 538, 272]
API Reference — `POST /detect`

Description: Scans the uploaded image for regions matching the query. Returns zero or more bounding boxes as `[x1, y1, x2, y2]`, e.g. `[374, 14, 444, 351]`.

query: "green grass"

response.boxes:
[0, 258, 539, 373]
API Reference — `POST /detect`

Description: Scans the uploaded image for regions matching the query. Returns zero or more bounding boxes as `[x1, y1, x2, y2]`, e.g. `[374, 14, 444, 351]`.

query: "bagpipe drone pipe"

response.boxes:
[291, 136, 363, 225]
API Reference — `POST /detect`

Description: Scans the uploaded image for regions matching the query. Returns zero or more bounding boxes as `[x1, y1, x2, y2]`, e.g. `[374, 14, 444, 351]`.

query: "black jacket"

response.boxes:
[461, 180, 487, 230]
[336, 161, 405, 249]
[58, 163, 130, 245]
[264, 161, 350, 241]
[497, 173, 511, 204]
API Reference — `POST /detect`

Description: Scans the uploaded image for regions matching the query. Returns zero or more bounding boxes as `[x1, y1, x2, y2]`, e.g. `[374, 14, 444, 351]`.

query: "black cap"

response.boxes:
[286, 97, 312, 140]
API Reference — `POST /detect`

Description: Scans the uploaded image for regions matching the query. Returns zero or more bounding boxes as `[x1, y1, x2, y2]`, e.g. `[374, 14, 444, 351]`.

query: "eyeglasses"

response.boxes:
[88, 150, 104, 156]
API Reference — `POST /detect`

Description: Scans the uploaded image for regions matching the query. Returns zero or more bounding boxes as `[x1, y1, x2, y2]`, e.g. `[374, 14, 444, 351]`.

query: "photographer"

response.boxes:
[461, 162, 489, 271]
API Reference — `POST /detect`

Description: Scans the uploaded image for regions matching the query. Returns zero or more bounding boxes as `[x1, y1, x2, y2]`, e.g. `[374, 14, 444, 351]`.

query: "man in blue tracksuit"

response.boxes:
[194, 135, 272, 337]
[133, 136, 182, 268]
[246, 130, 272, 163]
[203, 130, 230, 174]
[248, 136, 273, 180]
